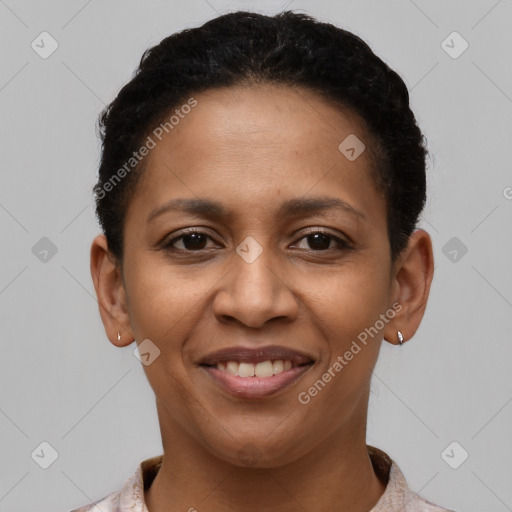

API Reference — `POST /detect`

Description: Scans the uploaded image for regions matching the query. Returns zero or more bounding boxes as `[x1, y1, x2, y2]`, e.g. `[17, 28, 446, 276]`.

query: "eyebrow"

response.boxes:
[147, 196, 367, 223]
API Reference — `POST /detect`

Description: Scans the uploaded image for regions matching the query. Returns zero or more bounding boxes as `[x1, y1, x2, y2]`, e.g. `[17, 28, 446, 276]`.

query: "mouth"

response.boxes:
[198, 345, 315, 399]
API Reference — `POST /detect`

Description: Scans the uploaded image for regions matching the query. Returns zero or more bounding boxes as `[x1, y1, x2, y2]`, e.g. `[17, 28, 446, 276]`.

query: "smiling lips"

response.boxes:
[199, 345, 315, 399]
[217, 359, 294, 377]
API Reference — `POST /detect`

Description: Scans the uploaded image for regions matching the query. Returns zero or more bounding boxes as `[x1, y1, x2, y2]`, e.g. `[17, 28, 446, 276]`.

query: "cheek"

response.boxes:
[301, 262, 390, 339]
[297, 268, 388, 413]
[123, 254, 210, 339]
[124, 261, 197, 409]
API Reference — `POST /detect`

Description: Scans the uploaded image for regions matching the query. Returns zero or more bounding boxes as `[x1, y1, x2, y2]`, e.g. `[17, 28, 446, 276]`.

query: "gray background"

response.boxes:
[1, 1, 511, 511]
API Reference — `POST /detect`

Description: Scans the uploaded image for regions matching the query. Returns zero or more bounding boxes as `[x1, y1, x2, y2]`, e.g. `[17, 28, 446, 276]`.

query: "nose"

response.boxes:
[212, 243, 299, 328]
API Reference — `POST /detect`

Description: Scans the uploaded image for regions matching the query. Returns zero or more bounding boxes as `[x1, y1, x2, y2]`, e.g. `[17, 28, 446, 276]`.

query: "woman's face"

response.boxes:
[100, 84, 412, 466]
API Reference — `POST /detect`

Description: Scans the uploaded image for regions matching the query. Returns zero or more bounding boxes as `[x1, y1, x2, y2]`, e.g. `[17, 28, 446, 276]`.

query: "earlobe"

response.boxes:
[383, 229, 434, 345]
[90, 234, 134, 347]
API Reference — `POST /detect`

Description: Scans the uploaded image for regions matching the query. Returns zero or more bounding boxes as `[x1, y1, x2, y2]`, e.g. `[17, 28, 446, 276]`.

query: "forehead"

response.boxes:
[158, 84, 371, 159]
[128, 84, 384, 224]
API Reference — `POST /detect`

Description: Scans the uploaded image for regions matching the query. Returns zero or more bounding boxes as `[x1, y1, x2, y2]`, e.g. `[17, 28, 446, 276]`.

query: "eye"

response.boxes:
[162, 228, 351, 253]
[293, 229, 350, 251]
[164, 230, 218, 251]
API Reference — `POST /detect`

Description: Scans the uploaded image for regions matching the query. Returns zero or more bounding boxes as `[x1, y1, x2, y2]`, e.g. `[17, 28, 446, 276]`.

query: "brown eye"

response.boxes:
[294, 230, 350, 251]
[178, 233, 209, 250]
[162, 228, 350, 254]
[164, 231, 216, 251]
[304, 232, 332, 250]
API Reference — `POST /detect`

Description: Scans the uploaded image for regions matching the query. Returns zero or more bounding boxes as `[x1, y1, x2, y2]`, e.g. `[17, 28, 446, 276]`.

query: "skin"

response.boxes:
[90, 83, 434, 512]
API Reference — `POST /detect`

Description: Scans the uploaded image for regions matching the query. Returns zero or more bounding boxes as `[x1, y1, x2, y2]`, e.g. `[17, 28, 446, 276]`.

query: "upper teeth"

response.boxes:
[216, 359, 293, 377]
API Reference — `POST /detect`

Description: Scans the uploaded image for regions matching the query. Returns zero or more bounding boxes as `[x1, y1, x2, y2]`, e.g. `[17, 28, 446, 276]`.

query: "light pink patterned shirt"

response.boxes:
[70, 445, 457, 512]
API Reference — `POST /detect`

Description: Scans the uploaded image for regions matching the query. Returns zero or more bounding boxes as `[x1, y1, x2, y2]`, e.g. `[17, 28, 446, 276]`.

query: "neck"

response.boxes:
[145, 403, 386, 512]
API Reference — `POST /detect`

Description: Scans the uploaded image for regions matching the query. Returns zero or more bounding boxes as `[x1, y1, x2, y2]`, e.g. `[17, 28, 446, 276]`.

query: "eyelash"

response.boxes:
[162, 227, 352, 254]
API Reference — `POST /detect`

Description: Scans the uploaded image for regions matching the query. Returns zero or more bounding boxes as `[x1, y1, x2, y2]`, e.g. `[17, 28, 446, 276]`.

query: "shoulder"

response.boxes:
[67, 454, 162, 512]
[390, 461, 460, 512]
[367, 445, 460, 512]
[404, 490, 460, 512]
[69, 489, 120, 512]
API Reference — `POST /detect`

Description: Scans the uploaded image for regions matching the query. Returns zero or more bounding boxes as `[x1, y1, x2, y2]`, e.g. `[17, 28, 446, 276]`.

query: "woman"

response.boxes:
[76, 10, 456, 512]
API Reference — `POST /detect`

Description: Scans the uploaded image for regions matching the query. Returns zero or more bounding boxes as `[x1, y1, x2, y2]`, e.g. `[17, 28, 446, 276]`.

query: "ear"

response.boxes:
[90, 234, 134, 347]
[383, 229, 434, 345]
